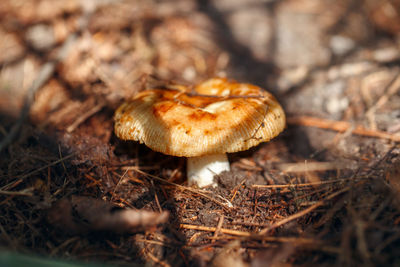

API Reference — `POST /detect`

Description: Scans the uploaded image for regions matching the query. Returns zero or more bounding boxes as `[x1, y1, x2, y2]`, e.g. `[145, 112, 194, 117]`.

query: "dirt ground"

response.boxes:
[1, 0, 400, 266]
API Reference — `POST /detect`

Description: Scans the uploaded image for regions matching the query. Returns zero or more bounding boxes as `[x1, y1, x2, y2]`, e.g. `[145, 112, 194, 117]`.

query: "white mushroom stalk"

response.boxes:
[187, 153, 230, 187]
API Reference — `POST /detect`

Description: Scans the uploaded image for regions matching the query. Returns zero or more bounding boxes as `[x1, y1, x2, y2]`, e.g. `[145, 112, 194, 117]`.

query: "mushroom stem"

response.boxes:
[187, 153, 230, 187]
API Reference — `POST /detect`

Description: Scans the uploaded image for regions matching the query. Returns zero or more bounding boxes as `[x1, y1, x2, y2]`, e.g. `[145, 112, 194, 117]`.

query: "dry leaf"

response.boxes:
[47, 195, 169, 235]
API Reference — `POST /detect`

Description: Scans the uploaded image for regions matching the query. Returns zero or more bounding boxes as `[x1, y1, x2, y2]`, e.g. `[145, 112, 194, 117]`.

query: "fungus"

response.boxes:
[114, 78, 285, 187]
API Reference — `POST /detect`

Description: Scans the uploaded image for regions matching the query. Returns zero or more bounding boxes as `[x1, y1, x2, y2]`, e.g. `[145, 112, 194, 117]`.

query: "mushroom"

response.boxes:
[114, 78, 285, 187]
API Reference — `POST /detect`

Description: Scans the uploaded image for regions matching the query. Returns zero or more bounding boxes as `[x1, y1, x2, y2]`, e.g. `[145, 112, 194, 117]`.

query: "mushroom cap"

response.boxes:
[114, 78, 285, 157]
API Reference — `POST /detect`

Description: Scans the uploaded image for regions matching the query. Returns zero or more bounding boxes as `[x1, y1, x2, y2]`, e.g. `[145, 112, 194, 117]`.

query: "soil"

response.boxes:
[1, 0, 400, 266]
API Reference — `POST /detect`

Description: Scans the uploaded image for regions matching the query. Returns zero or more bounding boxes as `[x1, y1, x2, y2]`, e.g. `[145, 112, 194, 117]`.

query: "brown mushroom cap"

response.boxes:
[114, 78, 285, 157]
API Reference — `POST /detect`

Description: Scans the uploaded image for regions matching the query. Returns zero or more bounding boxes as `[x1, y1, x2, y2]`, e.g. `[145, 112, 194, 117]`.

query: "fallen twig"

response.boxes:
[287, 116, 400, 142]
[144, 249, 171, 267]
[366, 74, 400, 129]
[66, 102, 105, 133]
[180, 224, 319, 244]
[212, 215, 225, 240]
[257, 182, 361, 235]
[181, 223, 250, 237]
[252, 177, 366, 189]
[128, 167, 233, 210]
[0, 188, 33, 197]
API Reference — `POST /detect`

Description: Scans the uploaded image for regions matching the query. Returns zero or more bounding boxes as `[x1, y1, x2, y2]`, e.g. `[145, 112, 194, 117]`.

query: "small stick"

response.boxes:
[366, 74, 400, 120]
[181, 223, 250, 237]
[212, 215, 225, 240]
[252, 177, 365, 189]
[66, 102, 104, 133]
[145, 249, 171, 267]
[257, 183, 358, 235]
[230, 179, 246, 202]
[180, 224, 319, 244]
[178, 249, 189, 267]
[287, 116, 400, 142]
[154, 190, 163, 213]
[129, 167, 233, 210]
[0, 189, 33, 197]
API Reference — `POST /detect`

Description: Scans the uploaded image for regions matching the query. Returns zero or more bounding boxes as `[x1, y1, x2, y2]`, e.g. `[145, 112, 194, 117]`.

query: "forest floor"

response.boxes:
[1, 0, 400, 266]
